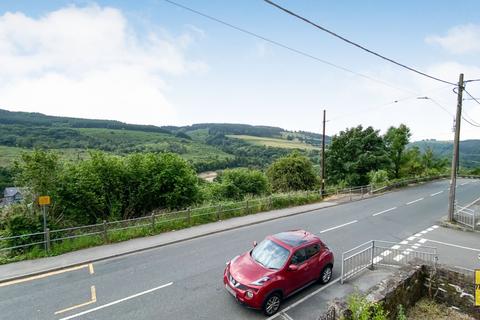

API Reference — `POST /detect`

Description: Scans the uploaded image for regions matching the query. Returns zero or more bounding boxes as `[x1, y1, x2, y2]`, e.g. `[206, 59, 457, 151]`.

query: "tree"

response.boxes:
[326, 126, 390, 186]
[14, 149, 61, 199]
[399, 146, 423, 177]
[56, 152, 200, 224]
[384, 124, 411, 178]
[267, 153, 318, 192]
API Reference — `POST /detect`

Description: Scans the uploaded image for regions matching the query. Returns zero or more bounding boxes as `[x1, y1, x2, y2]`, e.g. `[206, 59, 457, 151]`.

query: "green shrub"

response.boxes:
[267, 152, 318, 192]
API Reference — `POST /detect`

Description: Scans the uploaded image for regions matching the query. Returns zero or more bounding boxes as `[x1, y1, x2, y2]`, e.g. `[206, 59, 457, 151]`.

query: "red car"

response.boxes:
[223, 230, 334, 316]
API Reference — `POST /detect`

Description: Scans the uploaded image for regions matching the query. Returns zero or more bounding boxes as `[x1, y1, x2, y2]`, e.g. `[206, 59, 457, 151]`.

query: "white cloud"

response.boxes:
[426, 24, 480, 54]
[0, 5, 206, 124]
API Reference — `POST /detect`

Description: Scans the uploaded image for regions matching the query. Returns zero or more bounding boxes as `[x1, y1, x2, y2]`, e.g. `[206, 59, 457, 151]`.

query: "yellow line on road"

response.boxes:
[55, 286, 97, 315]
[0, 264, 89, 288]
[89, 263, 94, 275]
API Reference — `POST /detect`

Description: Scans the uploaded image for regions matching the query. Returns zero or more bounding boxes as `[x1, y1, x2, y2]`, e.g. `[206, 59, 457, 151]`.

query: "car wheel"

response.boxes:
[262, 292, 282, 316]
[319, 265, 332, 284]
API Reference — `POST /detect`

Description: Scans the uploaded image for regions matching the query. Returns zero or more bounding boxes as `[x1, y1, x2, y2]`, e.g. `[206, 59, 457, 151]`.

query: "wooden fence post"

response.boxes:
[151, 213, 155, 231]
[103, 220, 108, 243]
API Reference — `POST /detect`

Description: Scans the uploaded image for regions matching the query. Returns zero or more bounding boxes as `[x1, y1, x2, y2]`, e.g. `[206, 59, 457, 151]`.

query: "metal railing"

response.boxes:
[0, 190, 325, 255]
[341, 240, 438, 284]
[0, 175, 450, 257]
[454, 203, 478, 230]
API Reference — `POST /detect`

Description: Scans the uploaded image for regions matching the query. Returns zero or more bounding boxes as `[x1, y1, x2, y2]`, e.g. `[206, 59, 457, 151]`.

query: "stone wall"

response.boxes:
[425, 264, 478, 319]
[329, 261, 479, 320]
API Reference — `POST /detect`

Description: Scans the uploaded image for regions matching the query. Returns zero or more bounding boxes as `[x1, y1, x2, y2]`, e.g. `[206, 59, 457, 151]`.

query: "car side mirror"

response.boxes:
[253, 241, 257, 248]
[288, 264, 298, 271]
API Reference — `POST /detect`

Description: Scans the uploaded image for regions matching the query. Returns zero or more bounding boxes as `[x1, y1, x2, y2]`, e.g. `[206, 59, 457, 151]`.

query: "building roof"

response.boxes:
[4, 187, 21, 198]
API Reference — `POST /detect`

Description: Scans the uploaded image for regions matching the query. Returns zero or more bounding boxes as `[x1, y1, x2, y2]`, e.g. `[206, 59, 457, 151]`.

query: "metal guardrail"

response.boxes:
[0, 175, 450, 256]
[454, 203, 478, 230]
[341, 240, 438, 284]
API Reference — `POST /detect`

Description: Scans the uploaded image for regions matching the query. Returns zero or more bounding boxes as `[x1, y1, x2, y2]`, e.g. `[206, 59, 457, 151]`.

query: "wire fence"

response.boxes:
[0, 174, 457, 258]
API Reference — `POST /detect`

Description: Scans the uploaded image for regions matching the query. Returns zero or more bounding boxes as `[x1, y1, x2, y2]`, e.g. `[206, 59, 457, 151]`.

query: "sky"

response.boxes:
[0, 0, 479, 141]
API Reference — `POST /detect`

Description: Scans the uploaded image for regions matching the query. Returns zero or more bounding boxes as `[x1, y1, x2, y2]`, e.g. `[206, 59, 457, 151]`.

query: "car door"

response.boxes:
[304, 243, 322, 281]
[285, 247, 310, 295]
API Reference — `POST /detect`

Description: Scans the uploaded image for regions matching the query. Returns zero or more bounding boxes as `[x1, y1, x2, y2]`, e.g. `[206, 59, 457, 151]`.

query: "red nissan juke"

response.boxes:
[223, 230, 334, 316]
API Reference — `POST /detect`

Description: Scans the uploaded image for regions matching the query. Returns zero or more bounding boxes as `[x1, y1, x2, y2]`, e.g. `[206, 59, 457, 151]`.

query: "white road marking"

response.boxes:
[265, 277, 341, 320]
[406, 198, 424, 205]
[430, 191, 443, 196]
[381, 250, 392, 257]
[423, 239, 480, 252]
[419, 239, 427, 244]
[391, 245, 400, 250]
[393, 255, 404, 261]
[420, 230, 428, 234]
[320, 220, 358, 233]
[414, 233, 422, 237]
[427, 227, 434, 232]
[372, 207, 397, 216]
[58, 282, 173, 320]
[432, 225, 439, 229]
[281, 313, 295, 320]
[407, 236, 416, 241]
[400, 240, 408, 245]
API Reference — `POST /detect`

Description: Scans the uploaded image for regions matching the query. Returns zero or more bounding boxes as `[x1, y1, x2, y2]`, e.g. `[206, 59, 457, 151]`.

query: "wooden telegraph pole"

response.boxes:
[448, 73, 464, 222]
[320, 110, 326, 197]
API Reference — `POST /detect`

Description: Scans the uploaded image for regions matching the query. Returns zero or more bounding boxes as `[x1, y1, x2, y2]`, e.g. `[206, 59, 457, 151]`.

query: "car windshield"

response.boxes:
[251, 239, 290, 270]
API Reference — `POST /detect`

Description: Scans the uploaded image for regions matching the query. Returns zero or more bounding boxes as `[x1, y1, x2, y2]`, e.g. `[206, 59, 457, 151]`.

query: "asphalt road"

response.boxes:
[1, 178, 479, 320]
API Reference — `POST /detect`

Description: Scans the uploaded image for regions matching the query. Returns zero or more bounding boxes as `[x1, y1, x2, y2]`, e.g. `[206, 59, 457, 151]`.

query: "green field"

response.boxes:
[227, 135, 320, 150]
[0, 146, 93, 167]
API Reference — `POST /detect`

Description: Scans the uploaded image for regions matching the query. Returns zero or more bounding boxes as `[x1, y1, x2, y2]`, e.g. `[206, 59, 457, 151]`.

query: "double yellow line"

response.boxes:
[0, 263, 94, 288]
[0, 263, 97, 315]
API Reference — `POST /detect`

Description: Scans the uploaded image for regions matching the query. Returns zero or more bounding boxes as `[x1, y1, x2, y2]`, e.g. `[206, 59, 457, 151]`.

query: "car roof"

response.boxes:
[271, 230, 319, 249]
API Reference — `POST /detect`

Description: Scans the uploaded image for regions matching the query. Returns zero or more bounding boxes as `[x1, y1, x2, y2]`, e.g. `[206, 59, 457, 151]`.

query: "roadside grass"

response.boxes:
[0, 190, 322, 264]
[407, 298, 474, 320]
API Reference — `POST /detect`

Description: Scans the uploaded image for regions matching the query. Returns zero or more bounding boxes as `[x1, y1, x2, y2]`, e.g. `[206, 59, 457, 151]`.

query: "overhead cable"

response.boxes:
[263, 0, 457, 86]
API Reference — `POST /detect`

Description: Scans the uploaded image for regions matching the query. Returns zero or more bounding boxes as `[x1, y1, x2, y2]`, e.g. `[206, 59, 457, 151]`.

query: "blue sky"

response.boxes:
[0, 0, 479, 140]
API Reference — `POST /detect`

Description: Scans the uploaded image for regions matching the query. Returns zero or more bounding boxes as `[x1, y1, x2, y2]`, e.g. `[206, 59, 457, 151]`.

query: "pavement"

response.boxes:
[0, 178, 479, 320]
[0, 201, 337, 282]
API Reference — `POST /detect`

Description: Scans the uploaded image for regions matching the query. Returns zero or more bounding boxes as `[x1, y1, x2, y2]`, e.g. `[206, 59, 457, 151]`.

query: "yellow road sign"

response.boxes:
[476, 269, 480, 307]
[38, 196, 51, 206]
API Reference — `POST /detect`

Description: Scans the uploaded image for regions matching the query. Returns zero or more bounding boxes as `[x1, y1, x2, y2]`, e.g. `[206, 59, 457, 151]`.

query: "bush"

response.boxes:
[368, 169, 389, 186]
[212, 168, 270, 200]
[267, 153, 318, 192]
[344, 293, 388, 320]
[3, 213, 43, 251]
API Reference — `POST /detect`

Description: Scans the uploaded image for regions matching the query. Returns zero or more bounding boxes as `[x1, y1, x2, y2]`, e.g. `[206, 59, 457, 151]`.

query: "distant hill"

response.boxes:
[0, 109, 327, 175]
[410, 139, 480, 168]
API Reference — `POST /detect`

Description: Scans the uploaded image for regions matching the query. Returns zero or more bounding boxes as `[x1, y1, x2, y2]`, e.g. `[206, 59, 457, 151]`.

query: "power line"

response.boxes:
[161, 0, 417, 94]
[464, 88, 480, 106]
[263, 0, 457, 86]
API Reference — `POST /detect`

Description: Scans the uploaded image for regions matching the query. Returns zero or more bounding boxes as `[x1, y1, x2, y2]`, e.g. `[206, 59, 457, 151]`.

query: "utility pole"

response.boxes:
[448, 73, 464, 222]
[320, 110, 326, 197]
